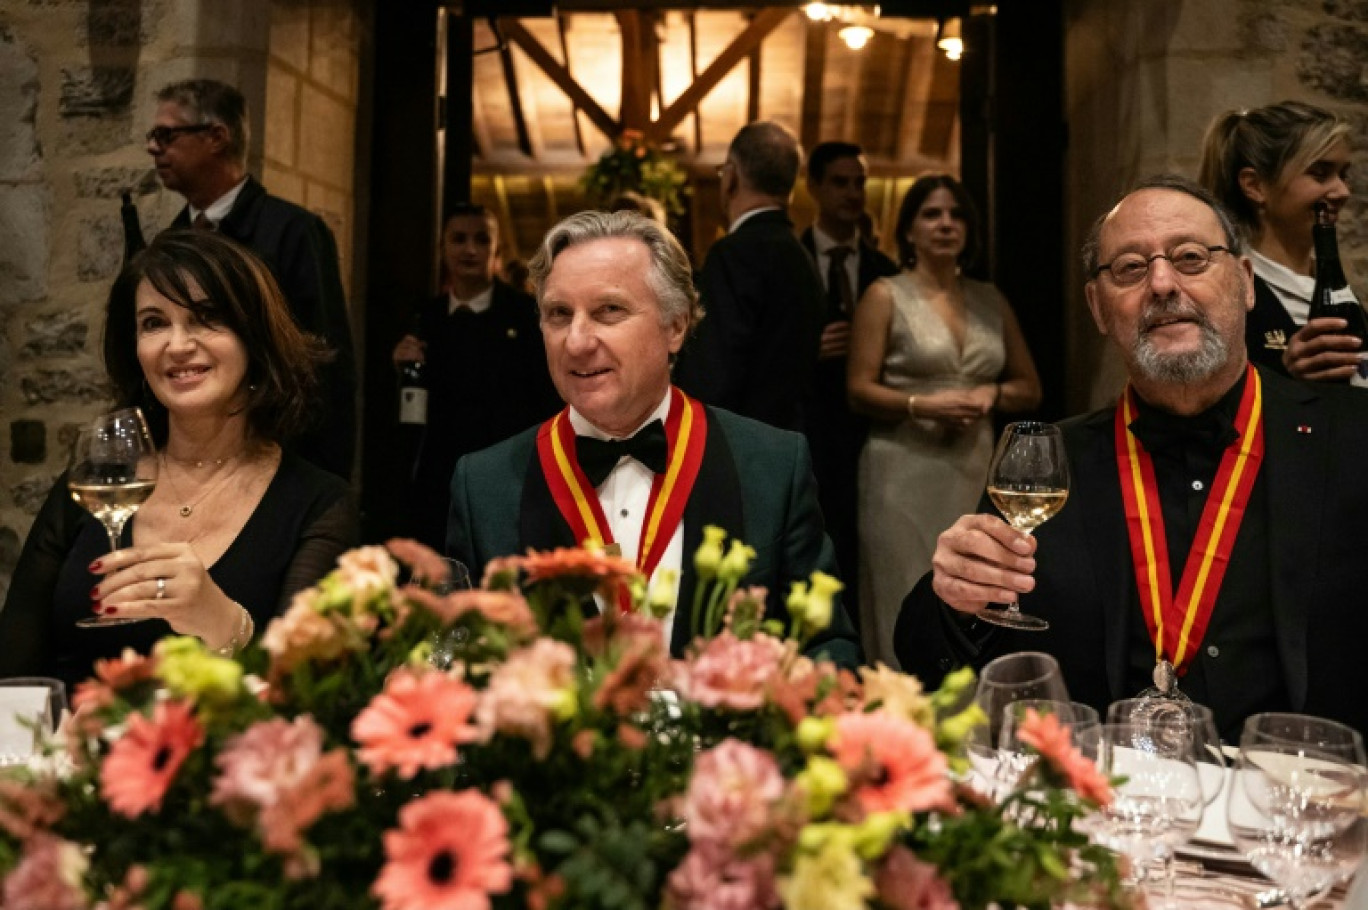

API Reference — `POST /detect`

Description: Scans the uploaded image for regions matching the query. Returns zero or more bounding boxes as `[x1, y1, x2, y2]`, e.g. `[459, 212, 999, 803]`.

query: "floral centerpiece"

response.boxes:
[0, 530, 1127, 910]
[579, 129, 689, 220]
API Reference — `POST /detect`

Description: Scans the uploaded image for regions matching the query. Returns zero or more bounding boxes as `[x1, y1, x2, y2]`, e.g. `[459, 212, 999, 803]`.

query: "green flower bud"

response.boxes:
[794, 756, 848, 817]
[718, 540, 757, 584]
[795, 716, 836, 753]
[694, 526, 727, 580]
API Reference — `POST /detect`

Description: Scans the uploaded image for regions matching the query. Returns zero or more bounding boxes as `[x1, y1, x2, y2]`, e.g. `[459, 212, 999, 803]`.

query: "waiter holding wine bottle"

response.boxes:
[896, 174, 1368, 741]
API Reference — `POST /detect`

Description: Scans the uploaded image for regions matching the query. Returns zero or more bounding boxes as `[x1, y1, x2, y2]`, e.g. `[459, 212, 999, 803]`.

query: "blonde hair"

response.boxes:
[1198, 100, 1351, 232]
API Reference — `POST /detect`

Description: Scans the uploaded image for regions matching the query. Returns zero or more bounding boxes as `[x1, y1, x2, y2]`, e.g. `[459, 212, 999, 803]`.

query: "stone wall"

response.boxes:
[0, 0, 365, 602]
[1064, 0, 1368, 409]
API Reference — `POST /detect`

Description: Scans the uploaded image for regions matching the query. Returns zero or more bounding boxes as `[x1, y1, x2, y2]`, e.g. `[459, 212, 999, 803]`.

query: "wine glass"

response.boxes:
[0, 677, 67, 766]
[1227, 713, 1368, 909]
[998, 699, 1100, 799]
[980, 421, 1070, 630]
[964, 651, 1071, 799]
[1080, 721, 1206, 899]
[1108, 698, 1226, 806]
[426, 559, 474, 671]
[68, 408, 158, 628]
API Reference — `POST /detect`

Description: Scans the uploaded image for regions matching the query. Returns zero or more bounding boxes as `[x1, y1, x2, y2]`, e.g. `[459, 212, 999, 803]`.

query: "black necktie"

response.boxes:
[826, 245, 855, 317]
[575, 419, 669, 486]
[192, 212, 215, 231]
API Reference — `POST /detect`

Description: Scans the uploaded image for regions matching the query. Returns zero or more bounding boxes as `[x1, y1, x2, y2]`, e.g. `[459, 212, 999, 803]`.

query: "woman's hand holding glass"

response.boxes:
[1226, 713, 1367, 909]
[89, 542, 237, 642]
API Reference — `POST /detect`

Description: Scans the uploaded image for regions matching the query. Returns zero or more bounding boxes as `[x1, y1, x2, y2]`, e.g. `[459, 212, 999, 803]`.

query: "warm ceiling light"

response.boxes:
[937, 17, 963, 61]
[804, 2, 833, 21]
[838, 24, 874, 50]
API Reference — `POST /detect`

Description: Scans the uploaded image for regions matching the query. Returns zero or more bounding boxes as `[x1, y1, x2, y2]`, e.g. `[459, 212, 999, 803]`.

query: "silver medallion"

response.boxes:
[1152, 658, 1177, 695]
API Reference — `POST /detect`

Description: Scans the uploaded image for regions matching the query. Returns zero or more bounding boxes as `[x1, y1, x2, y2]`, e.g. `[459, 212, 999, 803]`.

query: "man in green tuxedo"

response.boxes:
[447, 210, 860, 666]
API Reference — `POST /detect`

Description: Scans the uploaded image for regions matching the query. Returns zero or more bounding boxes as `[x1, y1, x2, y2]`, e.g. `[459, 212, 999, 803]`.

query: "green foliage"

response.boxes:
[579, 130, 689, 219]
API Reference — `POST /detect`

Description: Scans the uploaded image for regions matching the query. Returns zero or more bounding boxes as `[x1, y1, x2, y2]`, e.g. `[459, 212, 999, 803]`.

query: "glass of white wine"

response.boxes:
[981, 421, 1069, 631]
[68, 407, 158, 628]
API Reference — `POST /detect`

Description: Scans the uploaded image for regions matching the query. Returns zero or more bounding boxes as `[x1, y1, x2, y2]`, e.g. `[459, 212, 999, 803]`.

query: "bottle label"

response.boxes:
[1330, 287, 1359, 306]
[399, 387, 428, 425]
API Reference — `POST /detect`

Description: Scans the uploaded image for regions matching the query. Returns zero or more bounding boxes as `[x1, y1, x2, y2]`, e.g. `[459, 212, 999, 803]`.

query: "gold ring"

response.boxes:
[155, 577, 167, 600]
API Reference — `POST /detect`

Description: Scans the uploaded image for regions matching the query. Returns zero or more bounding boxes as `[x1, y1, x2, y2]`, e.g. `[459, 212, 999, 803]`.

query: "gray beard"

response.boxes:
[1131, 323, 1229, 384]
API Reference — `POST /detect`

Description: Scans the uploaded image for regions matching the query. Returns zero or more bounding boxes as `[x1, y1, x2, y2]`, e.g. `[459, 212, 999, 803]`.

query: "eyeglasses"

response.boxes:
[1094, 242, 1232, 287]
[144, 124, 214, 148]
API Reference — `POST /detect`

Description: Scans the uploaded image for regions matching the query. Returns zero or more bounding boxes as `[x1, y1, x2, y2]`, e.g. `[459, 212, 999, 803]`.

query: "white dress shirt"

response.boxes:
[448, 284, 493, 315]
[810, 223, 861, 301]
[729, 205, 782, 233]
[568, 390, 683, 647]
[188, 177, 249, 228]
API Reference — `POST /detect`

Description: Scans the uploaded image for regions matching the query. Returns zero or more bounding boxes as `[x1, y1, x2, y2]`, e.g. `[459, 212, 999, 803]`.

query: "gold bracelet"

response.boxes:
[214, 604, 255, 657]
[907, 394, 918, 418]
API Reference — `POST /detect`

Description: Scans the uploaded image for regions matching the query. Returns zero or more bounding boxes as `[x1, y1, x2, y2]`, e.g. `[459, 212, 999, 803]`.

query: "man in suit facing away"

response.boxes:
[897, 174, 1368, 739]
[675, 122, 825, 434]
[799, 142, 900, 628]
[447, 210, 859, 666]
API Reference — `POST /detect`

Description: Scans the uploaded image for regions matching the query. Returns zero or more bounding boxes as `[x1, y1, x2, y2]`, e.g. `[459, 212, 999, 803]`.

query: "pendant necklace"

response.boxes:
[159, 453, 242, 518]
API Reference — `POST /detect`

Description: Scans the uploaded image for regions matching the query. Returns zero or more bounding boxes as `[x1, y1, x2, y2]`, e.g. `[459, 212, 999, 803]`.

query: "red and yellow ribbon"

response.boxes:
[536, 386, 707, 609]
[1113, 365, 1264, 674]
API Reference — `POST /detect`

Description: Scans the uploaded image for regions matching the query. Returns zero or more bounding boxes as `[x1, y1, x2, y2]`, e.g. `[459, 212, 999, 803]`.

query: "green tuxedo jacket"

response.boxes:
[447, 404, 861, 666]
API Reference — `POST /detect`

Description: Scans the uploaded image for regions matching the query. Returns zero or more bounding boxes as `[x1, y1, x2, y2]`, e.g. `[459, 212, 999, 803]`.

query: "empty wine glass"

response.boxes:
[998, 699, 1100, 798]
[1227, 713, 1368, 909]
[980, 421, 1070, 630]
[68, 408, 158, 628]
[427, 559, 474, 670]
[964, 651, 1071, 799]
[1079, 721, 1206, 899]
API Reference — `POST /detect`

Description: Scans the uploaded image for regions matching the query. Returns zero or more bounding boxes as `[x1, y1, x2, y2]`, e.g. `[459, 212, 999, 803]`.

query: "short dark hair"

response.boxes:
[1080, 173, 1244, 278]
[728, 121, 802, 198]
[104, 230, 330, 446]
[807, 141, 864, 183]
[155, 79, 249, 164]
[893, 174, 980, 269]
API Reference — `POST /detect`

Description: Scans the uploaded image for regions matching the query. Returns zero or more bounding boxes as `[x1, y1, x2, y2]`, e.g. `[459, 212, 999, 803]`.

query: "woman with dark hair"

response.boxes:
[1199, 100, 1363, 384]
[1, 230, 356, 689]
[846, 175, 1041, 668]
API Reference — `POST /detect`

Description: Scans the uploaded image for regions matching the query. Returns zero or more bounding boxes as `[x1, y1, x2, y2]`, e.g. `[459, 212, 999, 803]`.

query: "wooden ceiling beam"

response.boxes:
[616, 10, 659, 132]
[746, 13, 761, 124]
[498, 38, 535, 157]
[919, 44, 959, 159]
[499, 17, 620, 142]
[646, 7, 794, 144]
[798, 19, 826, 151]
[555, 13, 587, 157]
[895, 36, 936, 163]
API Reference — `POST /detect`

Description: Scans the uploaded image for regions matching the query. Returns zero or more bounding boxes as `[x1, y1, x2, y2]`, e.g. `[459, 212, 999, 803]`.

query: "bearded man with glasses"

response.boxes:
[144, 79, 357, 481]
[895, 173, 1368, 741]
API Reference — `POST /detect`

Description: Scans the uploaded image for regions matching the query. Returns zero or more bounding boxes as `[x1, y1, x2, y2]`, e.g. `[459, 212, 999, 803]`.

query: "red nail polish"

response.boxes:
[104, 606, 118, 616]
[90, 587, 100, 600]
[89, 559, 103, 572]
[92, 602, 104, 614]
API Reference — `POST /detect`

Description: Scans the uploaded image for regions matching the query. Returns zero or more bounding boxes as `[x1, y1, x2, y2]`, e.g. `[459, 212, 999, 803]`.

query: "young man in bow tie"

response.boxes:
[896, 174, 1368, 739]
[447, 210, 860, 666]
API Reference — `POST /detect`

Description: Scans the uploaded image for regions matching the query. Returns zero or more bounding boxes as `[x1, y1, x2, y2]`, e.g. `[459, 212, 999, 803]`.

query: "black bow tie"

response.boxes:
[1127, 409, 1238, 455]
[576, 420, 668, 486]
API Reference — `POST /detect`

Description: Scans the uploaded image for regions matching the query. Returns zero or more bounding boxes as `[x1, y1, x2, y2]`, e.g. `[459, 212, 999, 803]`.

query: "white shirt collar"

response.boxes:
[189, 177, 249, 228]
[729, 205, 782, 233]
[448, 284, 494, 316]
[568, 388, 672, 443]
[1250, 249, 1314, 305]
[811, 223, 859, 257]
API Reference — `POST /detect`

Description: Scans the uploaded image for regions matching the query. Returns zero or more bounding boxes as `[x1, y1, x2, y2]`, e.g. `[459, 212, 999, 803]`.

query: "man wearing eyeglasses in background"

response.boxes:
[895, 174, 1368, 740]
[146, 79, 357, 481]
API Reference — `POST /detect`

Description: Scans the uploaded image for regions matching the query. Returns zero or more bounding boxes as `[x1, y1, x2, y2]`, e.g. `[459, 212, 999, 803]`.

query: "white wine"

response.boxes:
[987, 486, 1067, 533]
[70, 479, 156, 528]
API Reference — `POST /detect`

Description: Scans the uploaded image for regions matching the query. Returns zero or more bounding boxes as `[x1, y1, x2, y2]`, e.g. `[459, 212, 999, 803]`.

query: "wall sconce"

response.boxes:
[937, 17, 963, 61]
[838, 24, 875, 49]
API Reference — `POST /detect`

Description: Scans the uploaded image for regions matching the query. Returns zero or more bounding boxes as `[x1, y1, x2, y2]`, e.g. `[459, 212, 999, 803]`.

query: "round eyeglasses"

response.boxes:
[145, 124, 214, 148]
[1094, 242, 1232, 288]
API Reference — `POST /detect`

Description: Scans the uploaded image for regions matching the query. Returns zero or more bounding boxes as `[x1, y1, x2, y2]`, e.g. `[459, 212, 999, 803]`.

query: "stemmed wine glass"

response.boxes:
[964, 651, 1071, 799]
[68, 408, 158, 628]
[1078, 721, 1206, 897]
[981, 421, 1070, 630]
[1227, 713, 1368, 909]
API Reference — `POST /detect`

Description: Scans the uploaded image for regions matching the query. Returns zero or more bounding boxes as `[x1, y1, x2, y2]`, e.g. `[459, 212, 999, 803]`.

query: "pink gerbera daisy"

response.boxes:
[831, 711, 954, 815]
[1014, 708, 1112, 806]
[372, 790, 513, 910]
[352, 669, 481, 779]
[99, 700, 203, 818]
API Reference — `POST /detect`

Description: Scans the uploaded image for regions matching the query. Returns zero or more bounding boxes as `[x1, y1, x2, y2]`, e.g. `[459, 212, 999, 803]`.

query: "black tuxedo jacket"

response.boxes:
[896, 366, 1368, 736]
[446, 404, 861, 666]
[172, 177, 357, 479]
[675, 210, 825, 432]
[1245, 274, 1297, 377]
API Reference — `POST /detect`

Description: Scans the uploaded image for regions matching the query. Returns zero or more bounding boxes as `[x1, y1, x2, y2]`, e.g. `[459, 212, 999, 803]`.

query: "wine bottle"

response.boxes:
[1309, 202, 1368, 365]
[397, 317, 428, 426]
[120, 191, 146, 265]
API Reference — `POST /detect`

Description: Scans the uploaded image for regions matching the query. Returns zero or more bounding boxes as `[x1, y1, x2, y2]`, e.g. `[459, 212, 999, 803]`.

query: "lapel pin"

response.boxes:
[1296, 424, 1313, 434]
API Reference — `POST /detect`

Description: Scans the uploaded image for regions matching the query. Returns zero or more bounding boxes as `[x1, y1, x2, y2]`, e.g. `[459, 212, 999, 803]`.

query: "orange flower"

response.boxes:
[260, 749, 356, 861]
[1014, 708, 1112, 806]
[518, 547, 641, 596]
[593, 632, 667, 716]
[99, 700, 203, 818]
[385, 538, 451, 586]
[406, 587, 538, 638]
[373, 790, 513, 910]
[352, 670, 481, 779]
[831, 711, 954, 815]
